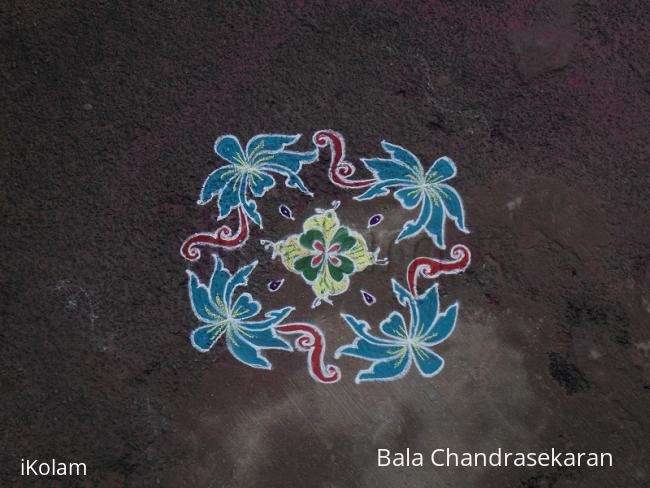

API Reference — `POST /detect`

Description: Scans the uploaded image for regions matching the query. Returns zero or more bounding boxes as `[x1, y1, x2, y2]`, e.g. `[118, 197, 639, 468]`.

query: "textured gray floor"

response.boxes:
[2, 1, 649, 487]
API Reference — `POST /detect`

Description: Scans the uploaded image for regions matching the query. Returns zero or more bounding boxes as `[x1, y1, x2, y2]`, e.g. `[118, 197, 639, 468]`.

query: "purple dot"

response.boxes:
[267, 279, 285, 292]
[361, 290, 376, 305]
[279, 204, 294, 220]
[368, 213, 383, 227]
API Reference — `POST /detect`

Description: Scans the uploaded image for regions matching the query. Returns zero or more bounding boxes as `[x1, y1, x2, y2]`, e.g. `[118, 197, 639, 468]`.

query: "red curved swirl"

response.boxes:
[276, 323, 341, 383]
[313, 130, 376, 189]
[407, 244, 471, 296]
[180, 207, 249, 261]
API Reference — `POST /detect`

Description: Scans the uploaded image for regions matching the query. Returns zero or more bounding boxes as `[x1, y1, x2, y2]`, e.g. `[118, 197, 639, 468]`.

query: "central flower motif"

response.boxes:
[265, 208, 384, 307]
[295, 225, 356, 281]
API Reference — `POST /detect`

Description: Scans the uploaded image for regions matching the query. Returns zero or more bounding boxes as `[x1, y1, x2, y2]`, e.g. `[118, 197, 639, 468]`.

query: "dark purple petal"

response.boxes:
[368, 213, 384, 227]
[278, 204, 294, 220]
[267, 279, 285, 292]
[361, 290, 376, 305]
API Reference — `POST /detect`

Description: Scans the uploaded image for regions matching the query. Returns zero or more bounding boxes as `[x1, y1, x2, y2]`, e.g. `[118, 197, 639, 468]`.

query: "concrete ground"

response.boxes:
[2, 1, 649, 486]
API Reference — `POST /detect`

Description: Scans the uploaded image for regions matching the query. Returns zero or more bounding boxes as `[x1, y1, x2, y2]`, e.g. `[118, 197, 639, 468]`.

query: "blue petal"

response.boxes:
[207, 255, 231, 309]
[396, 193, 433, 242]
[339, 314, 395, 345]
[394, 186, 423, 209]
[224, 260, 257, 307]
[240, 327, 292, 351]
[226, 329, 272, 369]
[379, 311, 409, 341]
[255, 149, 318, 173]
[238, 178, 263, 227]
[240, 306, 294, 330]
[413, 283, 439, 337]
[391, 279, 413, 306]
[190, 324, 225, 352]
[215, 135, 247, 166]
[356, 352, 412, 383]
[426, 156, 457, 183]
[260, 161, 314, 195]
[380, 142, 423, 172]
[231, 292, 261, 320]
[424, 196, 446, 248]
[421, 303, 458, 346]
[335, 338, 397, 361]
[217, 174, 245, 220]
[362, 157, 416, 182]
[188, 271, 223, 322]
[198, 166, 239, 205]
[435, 183, 467, 232]
[354, 180, 409, 201]
[391, 279, 418, 335]
[245, 134, 300, 157]
[248, 171, 276, 198]
[411, 346, 444, 377]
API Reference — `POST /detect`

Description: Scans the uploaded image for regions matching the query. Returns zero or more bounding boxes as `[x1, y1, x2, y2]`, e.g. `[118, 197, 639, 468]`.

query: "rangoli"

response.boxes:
[181, 130, 471, 384]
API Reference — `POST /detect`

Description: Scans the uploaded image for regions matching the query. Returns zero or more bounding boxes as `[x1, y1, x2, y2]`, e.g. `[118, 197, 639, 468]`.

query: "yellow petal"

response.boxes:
[343, 230, 376, 271]
[313, 266, 349, 301]
[275, 236, 310, 273]
[303, 210, 340, 243]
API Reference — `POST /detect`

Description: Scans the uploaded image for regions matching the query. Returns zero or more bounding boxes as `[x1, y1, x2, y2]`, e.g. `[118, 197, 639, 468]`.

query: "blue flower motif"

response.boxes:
[198, 134, 318, 228]
[335, 279, 458, 383]
[187, 255, 294, 369]
[355, 142, 468, 248]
